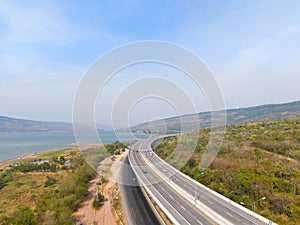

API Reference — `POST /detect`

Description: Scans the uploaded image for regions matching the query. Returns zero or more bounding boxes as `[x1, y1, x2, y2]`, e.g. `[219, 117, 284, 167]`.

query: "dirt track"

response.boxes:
[75, 150, 128, 225]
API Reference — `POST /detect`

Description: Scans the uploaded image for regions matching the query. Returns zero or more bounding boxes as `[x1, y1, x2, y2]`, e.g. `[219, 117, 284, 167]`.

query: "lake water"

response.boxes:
[0, 131, 148, 161]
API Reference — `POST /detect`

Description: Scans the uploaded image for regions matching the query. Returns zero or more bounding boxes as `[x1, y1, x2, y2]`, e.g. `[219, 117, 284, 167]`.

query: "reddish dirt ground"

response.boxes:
[75, 150, 128, 225]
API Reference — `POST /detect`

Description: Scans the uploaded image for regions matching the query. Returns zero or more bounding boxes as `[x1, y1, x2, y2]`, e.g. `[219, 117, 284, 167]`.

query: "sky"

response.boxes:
[0, 0, 299, 127]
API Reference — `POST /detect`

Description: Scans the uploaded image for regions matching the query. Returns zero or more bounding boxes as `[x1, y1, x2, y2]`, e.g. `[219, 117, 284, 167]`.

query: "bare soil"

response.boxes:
[75, 150, 128, 225]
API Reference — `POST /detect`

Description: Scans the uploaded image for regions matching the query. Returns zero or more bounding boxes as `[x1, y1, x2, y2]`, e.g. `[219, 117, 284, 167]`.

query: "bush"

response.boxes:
[105, 141, 127, 155]
[0, 171, 12, 190]
[44, 176, 57, 187]
[10, 205, 37, 225]
[35, 160, 96, 225]
[155, 118, 300, 224]
[92, 193, 104, 210]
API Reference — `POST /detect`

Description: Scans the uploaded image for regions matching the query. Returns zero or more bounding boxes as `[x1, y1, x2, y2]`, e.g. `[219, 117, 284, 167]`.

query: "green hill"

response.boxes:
[130, 100, 300, 133]
[155, 117, 300, 224]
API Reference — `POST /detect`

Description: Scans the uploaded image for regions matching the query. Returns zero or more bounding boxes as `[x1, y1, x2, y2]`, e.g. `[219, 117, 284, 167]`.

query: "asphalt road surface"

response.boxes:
[128, 136, 274, 225]
[119, 156, 160, 225]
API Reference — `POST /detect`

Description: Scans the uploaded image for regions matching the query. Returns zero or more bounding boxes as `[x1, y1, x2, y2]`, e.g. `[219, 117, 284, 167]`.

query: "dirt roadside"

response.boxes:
[75, 150, 128, 225]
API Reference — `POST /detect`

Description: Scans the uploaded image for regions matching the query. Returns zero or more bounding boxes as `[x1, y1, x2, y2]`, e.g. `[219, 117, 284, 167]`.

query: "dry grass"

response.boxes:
[0, 148, 80, 218]
[145, 190, 173, 225]
[157, 118, 300, 224]
[110, 183, 127, 225]
[0, 170, 69, 217]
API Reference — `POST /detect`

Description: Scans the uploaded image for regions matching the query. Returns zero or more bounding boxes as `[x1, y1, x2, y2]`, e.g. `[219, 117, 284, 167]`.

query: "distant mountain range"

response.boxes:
[130, 100, 300, 133]
[0, 116, 73, 132]
[1, 100, 299, 132]
[0, 116, 113, 132]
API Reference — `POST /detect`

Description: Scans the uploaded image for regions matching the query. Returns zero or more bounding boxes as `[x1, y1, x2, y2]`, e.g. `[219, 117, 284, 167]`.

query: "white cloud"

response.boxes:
[0, 1, 79, 44]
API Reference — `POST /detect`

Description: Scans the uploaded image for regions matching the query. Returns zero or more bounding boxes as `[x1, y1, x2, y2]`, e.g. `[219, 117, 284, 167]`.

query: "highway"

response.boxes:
[119, 156, 160, 225]
[128, 135, 276, 225]
[129, 140, 216, 225]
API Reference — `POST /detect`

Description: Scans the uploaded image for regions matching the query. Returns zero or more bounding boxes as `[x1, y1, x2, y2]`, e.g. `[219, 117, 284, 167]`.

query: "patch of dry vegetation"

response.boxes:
[0, 141, 126, 225]
[0, 148, 98, 225]
[110, 183, 127, 225]
[155, 117, 300, 225]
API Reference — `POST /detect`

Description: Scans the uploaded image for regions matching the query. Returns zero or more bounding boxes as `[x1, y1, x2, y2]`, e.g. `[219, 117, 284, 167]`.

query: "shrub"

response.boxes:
[44, 176, 57, 187]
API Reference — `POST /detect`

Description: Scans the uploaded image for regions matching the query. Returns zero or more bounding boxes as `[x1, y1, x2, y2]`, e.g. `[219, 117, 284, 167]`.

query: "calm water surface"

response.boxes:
[0, 131, 148, 161]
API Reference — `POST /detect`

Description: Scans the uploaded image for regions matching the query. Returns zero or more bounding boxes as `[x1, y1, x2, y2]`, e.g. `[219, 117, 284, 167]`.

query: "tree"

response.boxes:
[92, 193, 104, 210]
[44, 176, 57, 187]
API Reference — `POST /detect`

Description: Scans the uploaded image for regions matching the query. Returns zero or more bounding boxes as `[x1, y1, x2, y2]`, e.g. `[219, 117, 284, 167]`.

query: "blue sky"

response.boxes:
[0, 0, 299, 126]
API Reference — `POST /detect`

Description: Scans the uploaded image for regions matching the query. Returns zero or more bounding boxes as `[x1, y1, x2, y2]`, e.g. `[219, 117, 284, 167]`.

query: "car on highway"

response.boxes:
[143, 168, 148, 173]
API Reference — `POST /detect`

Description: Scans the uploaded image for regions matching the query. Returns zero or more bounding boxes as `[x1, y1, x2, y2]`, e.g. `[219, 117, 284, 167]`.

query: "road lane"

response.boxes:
[119, 156, 160, 225]
[130, 140, 216, 225]
[129, 136, 275, 225]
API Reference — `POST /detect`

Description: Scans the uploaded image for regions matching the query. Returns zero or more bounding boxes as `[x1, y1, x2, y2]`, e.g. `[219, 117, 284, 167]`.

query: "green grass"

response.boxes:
[81, 145, 110, 169]
[38, 149, 67, 157]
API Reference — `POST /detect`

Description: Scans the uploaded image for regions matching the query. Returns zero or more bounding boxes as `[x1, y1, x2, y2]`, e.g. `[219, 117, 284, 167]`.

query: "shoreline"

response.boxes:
[0, 143, 89, 170]
[0, 144, 76, 163]
[0, 141, 111, 165]
[0, 131, 146, 162]
[0, 145, 73, 165]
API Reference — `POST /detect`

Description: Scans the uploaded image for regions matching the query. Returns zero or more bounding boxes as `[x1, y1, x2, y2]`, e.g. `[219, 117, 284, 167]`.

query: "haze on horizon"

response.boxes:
[0, 1, 299, 128]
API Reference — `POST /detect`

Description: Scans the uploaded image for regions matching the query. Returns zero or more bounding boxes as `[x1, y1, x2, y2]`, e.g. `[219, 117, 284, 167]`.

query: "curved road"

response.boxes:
[130, 140, 215, 225]
[119, 156, 160, 225]
[128, 135, 276, 225]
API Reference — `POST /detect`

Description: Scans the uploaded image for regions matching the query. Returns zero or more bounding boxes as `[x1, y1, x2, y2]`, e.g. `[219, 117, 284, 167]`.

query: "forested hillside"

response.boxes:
[155, 117, 300, 224]
[131, 100, 300, 133]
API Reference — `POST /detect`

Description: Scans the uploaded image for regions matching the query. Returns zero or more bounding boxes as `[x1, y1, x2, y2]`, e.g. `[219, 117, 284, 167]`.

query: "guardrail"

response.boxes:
[128, 151, 180, 225]
[140, 146, 233, 225]
[148, 135, 277, 225]
[138, 181, 167, 225]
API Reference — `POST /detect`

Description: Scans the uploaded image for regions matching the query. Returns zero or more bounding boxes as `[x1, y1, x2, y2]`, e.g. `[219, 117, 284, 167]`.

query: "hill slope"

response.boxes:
[0, 116, 72, 132]
[131, 100, 300, 133]
[155, 117, 300, 224]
